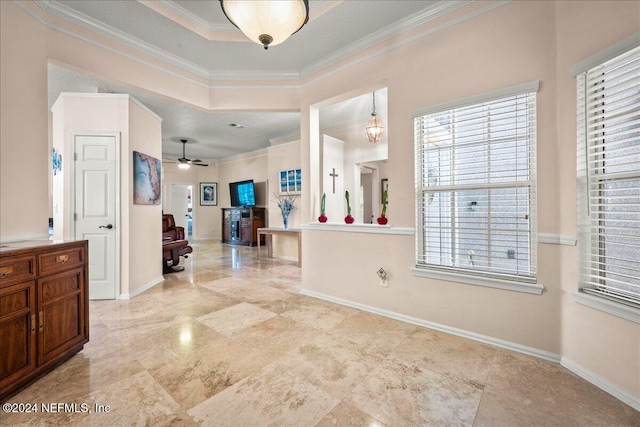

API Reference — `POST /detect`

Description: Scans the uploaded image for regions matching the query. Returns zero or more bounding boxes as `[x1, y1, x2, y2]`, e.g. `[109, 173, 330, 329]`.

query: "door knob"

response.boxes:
[99, 224, 113, 229]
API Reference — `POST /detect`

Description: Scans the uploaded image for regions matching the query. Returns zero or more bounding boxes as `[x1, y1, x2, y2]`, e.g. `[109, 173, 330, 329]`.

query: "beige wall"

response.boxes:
[554, 0, 640, 398]
[0, 1, 49, 242]
[1, 0, 638, 403]
[128, 101, 163, 296]
[267, 142, 302, 259]
[162, 162, 220, 240]
[298, 0, 639, 400]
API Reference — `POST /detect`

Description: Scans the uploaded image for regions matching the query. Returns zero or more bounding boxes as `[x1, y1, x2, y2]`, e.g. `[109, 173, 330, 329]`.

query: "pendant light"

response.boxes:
[365, 91, 384, 143]
[219, 0, 309, 50]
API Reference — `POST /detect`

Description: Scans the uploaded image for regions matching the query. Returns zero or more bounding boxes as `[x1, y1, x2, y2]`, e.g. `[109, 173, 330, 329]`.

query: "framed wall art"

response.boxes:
[133, 151, 161, 205]
[200, 182, 217, 206]
[279, 169, 301, 194]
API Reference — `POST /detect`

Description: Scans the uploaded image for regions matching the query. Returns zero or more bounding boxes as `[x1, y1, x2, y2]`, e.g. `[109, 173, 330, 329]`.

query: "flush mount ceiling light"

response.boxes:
[365, 91, 384, 143]
[219, 0, 309, 50]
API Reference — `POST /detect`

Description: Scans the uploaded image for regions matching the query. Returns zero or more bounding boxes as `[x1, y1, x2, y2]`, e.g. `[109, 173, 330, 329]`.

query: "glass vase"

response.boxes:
[282, 211, 289, 229]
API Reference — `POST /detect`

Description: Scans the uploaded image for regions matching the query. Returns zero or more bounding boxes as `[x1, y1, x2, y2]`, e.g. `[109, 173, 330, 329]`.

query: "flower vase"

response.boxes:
[318, 214, 327, 223]
[377, 216, 388, 225]
[282, 212, 290, 230]
[345, 215, 354, 224]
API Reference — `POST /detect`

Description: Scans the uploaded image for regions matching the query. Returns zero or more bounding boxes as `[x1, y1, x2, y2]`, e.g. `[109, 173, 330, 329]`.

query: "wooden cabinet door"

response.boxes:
[240, 220, 253, 244]
[222, 210, 232, 242]
[37, 268, 87, 365]
[0, 281, 37, 394]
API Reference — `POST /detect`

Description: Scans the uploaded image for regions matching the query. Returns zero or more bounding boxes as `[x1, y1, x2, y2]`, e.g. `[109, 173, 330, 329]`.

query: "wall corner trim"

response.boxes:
[120, 276, 164, 300]
[561, 357, 640, 411]
[538, 233, 577, 246]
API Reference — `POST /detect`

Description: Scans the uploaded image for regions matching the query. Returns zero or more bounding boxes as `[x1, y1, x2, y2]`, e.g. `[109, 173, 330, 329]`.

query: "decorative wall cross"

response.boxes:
[329, 168, 339, 193]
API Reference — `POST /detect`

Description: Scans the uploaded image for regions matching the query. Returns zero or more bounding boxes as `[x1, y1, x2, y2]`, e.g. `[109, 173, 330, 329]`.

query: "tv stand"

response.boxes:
[222, 207, 266, 246]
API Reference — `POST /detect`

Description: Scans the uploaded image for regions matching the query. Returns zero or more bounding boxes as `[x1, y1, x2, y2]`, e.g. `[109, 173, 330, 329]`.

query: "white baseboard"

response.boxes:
[300, 289, 561, 363]
[561, 357, 640, 411]
[121, 276, 164, 300]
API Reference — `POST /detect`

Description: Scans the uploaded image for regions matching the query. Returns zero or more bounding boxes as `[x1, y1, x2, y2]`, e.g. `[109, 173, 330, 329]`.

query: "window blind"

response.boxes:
[414, 89, 537, 283]
[577, 46, 640, 308]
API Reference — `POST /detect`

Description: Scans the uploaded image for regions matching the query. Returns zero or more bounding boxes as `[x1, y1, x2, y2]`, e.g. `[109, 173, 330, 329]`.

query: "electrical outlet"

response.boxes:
[377, 268, 388, 287]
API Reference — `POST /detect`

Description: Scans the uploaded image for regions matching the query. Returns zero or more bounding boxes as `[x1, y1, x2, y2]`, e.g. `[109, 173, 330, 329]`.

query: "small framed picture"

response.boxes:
[279, 168, 302, 194]
[200, 182, 217, 206]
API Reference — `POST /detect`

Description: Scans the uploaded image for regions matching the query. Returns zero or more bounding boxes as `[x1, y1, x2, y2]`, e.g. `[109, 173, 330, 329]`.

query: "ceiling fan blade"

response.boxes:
[195, 163, 208, 167]
[192, 159, 203, 163]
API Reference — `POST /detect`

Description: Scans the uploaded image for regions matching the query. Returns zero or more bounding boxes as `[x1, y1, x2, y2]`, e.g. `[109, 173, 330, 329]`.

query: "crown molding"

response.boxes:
[148, 0, 234, 33]
[30, 0, 509, 86]
[33, 0, 211, 79]
[299, 0, 469, 78]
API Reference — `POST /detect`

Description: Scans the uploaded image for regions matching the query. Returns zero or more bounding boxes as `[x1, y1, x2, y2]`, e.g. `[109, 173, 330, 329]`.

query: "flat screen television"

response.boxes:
[229, 179, 256, 207]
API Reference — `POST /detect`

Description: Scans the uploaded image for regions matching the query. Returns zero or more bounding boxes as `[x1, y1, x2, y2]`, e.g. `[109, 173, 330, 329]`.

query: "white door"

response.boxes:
[74, 134, 118, 300]
[170, 184, 190, 238]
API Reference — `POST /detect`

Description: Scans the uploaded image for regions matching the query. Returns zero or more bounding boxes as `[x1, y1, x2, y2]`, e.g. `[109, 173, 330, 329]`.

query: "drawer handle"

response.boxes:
[56, 255, 69, 264]
[39, 311, 44, 330]
[31, 314, 36, 334]
[0, 266, 13, 278]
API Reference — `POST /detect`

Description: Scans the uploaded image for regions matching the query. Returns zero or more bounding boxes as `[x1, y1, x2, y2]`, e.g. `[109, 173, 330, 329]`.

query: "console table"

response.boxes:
[257, 228, 302, 267]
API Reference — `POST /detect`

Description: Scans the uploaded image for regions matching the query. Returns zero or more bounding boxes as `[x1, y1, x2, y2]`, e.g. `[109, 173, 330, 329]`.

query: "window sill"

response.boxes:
[572, 291, 640, 324]
[411, 267, 544, 295]
[302, 223, 414, 235]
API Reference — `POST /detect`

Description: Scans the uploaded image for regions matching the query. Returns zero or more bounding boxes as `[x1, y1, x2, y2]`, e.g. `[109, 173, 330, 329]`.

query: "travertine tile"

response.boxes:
[348, 358, 483, 426]
[280, 294, 360, 330]
[316, 401, 388, 427]
[269, 332, 384, 400]
[4, 240, 636, 427]
[187, 364, 340, 426]
[474, 350, 640, 427]
[195, 302, 277, 336]
[328, 311, 418, 357]
[389, 327, 497, 385]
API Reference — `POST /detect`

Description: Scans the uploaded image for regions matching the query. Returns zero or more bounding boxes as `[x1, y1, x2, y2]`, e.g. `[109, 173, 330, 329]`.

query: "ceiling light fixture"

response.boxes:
[219, 0, 309, 50]
[365, 91, 384, 143]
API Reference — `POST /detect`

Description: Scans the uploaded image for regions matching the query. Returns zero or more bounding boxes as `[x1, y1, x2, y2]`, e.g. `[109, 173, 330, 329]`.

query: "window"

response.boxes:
[413, 82, 540, 293]
[576, 45, 640, 312]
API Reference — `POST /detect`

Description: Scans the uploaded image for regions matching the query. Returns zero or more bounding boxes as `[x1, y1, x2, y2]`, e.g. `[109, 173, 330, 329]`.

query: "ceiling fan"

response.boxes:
[167, 139, 208, 168]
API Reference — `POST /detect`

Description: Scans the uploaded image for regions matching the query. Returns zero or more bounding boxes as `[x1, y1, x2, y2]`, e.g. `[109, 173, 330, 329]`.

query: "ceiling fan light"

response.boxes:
[178, 162, 190, 170]
[220, 0, 309, 49]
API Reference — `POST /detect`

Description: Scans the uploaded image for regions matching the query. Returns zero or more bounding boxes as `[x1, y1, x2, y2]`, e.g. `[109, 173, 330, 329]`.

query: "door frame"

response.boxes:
[170, 182, 194, 239]
[70, 131, 121, 299]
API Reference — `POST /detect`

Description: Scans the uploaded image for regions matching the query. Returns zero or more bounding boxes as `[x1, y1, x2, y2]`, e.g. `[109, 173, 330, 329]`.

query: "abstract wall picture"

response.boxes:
[279, 168, 301, 194]
[133, 151, 162, 205]
[52, 148, 62, 176]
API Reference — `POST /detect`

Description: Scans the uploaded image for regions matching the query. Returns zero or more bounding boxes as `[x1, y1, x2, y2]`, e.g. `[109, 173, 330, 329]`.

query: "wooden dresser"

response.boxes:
[0, 239, 89, 401]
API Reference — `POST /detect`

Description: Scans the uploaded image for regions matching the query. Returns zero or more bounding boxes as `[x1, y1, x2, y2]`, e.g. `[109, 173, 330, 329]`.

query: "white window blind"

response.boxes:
[414, 86, 537, 284]
[577, 46, 640, 309]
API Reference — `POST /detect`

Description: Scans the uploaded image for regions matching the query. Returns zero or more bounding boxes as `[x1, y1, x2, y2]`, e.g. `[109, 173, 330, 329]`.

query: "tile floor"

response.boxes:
[4, 240, 639, 426]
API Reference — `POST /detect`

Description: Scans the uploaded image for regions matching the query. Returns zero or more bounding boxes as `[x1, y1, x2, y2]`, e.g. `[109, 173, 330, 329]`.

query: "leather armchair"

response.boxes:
[162, 214, 186, 241]
[162, 214, 192, 273]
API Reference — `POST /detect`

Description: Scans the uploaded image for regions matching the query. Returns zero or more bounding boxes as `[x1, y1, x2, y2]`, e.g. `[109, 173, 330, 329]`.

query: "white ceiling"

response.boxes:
[44, 0, 460, 160]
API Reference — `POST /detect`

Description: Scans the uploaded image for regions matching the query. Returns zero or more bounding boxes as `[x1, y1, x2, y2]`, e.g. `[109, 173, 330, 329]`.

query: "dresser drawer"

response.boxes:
[38, 246, 84, 276]
[0, 255, 36, 288]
